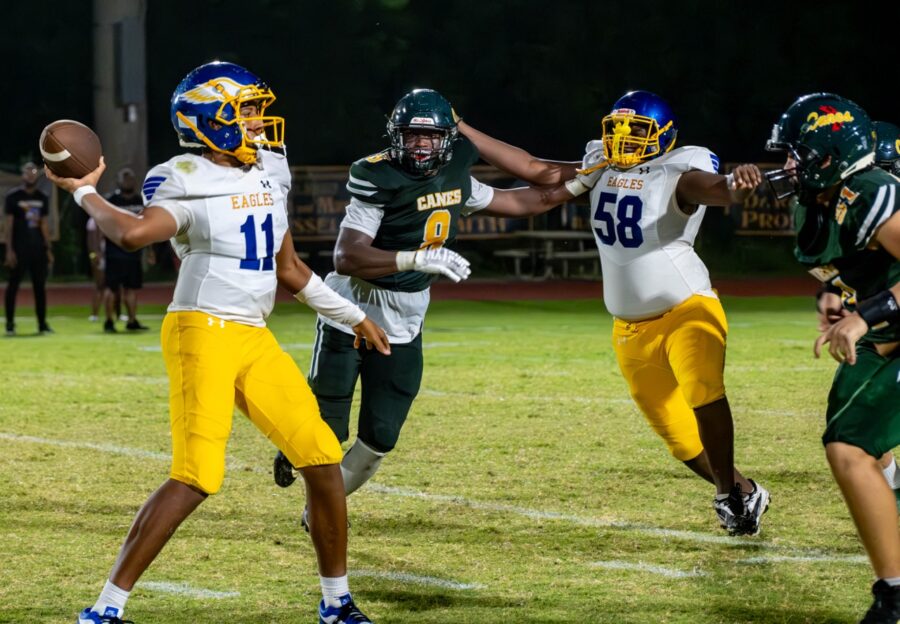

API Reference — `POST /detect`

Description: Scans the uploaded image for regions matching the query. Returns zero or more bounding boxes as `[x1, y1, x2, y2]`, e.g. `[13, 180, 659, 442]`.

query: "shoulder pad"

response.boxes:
[142, 158, 188, 205]
[656, 146, 717, 174]
[347, 154, 399, 205]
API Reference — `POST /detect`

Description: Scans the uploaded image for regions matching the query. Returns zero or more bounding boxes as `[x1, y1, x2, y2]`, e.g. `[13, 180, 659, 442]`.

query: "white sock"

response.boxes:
[92, 579, 130, 618]
[882, 577, 900, 587]
[883, 458, 897, 488]
[320, 575, 350, 601]
[340, 438, 385, 496]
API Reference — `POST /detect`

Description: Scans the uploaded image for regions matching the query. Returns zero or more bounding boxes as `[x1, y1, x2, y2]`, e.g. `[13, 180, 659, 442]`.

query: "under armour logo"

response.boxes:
[638, 167, 650, 174]
[260, 179, 272, 189]
[207, 317, 225, 328]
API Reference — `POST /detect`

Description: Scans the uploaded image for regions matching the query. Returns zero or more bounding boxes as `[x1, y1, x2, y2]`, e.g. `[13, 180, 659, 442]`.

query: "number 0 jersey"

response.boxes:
[322, 136, 494, 342]
[142, 150, 291, 326]
[577, 143, 719, 320]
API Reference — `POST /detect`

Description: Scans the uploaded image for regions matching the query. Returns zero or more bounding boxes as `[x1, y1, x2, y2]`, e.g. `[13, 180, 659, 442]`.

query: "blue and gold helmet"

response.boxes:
[873, 121, 900, 176]
[601, 91, 678, 169]
[170, 61, 285, 165]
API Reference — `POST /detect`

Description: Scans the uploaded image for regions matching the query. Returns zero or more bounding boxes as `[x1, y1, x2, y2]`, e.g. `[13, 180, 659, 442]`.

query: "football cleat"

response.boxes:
[740, 480, 770, 536]
[273, 450, 299, 488]
[125, 320, 149, 331]
[860, 580, 900, 624]
[77, 606, 134, 623]
[714, 484, 748, 536]
[104, 319, 117, 334]
[319, 593, 372, 624]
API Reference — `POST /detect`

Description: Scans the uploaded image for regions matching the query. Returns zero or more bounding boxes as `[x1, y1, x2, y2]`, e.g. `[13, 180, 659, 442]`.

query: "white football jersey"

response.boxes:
[577, 144, 719, 320]
[142, 150, 291, 326]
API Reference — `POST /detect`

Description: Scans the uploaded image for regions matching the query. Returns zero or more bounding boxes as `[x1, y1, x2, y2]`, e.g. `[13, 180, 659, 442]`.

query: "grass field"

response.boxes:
[0, 296, 874, 623]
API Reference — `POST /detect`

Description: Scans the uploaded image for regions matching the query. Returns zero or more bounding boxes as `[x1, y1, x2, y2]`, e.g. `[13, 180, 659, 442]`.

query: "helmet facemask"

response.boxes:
[175, 78, 285, 165]
[388, 123, 457, 175]
[601, 109, 675, 169]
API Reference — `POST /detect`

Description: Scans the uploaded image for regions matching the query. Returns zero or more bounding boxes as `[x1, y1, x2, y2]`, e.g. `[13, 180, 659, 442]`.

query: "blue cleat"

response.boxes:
[77, 606, 134, 623]
[319, 593, 372, 624]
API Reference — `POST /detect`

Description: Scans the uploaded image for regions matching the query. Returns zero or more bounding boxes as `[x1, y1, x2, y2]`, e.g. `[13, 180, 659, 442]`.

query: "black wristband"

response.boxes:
[856, 290, 900, 329]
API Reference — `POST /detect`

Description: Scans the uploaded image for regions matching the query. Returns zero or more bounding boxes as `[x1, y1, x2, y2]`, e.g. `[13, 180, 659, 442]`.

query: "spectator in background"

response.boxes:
[4, 162, 53, 336]
[85, 216, 109, 322]
[102, 167, 149, 333]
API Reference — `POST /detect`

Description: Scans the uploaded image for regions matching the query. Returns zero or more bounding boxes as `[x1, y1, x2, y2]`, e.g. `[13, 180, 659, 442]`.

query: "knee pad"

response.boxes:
[340, 438, 385, 496]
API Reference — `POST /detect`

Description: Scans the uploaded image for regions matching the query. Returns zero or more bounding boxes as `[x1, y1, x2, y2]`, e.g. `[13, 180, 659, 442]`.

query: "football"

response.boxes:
[39, 120, 102, 179]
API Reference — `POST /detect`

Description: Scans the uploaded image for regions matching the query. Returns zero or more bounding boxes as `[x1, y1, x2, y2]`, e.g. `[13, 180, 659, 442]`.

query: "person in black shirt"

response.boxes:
[4, 162, 53, 335]
[102, 167, 149, 332]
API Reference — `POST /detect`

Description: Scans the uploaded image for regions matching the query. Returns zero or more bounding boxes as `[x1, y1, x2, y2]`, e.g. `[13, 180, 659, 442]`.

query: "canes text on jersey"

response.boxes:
[417, 189, 461, 211]
[231, 192, 275, 210]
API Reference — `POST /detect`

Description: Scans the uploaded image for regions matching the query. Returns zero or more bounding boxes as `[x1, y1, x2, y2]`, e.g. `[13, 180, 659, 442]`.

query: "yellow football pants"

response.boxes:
[612, 294, 728, 461]
[162, 311, 342, 494]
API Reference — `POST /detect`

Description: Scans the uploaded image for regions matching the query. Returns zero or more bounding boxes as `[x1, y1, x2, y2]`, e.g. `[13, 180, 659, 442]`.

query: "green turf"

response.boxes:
[0, 297, 872, 623]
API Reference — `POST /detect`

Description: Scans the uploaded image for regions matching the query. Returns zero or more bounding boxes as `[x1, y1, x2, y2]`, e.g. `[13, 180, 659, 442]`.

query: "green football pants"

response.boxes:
[307, 320, 423, 453]
[822, 341, 900, 457]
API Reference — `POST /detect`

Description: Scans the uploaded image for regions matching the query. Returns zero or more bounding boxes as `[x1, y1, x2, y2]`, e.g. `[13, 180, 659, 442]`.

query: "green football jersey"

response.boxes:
[345, 136, 481, 292]
[794, 167, 900, 342]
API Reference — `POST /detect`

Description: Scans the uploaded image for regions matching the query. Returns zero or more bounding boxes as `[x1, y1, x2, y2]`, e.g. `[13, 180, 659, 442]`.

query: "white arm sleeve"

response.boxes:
[461, 177, 496, 216]
[294, 273, 366, 326]
[340, 197, 385, 238]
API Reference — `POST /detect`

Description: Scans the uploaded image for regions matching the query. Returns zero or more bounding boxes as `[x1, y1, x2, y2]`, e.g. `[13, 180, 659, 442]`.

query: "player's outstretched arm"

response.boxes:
[675, 164, 763, 208]
[45, 158, 177, 250]
[480, 183, 578, 218]
[334, 227, 470, 282]
[276, 232, 390, 354]
[458, 121, 580, 185]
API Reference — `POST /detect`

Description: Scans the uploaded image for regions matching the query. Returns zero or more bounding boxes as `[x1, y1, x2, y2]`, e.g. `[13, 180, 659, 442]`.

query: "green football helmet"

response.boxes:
[873, 120, 900, 176]
[387, 88, 459, 175]
[764, 93, 875, 199]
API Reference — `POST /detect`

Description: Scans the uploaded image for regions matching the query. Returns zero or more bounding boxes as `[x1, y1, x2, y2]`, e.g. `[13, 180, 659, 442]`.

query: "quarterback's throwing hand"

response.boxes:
[352, 317, 391, 355]
[397, 248, 472, 282]
[44, 156, 107, 194]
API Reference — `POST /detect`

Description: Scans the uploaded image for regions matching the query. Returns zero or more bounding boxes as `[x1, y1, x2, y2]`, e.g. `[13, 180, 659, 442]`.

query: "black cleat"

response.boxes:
[104, 319, 117, 334]
[274, 450, 299, 488]
[126, 320, 149, 331]
[860, 580, 900, 623]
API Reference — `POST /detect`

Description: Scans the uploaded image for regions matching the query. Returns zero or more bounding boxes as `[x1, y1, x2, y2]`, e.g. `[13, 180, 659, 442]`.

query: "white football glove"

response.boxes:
[396, 248, 471, 282]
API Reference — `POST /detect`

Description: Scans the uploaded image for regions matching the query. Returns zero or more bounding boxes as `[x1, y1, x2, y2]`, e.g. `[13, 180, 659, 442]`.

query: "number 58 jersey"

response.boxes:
[141, 150, 292, 327]
[577, 144, 719, 320]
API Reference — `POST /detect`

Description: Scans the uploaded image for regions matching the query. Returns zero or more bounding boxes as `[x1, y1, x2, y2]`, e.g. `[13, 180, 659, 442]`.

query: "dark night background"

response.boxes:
[5, 0, 899, 170]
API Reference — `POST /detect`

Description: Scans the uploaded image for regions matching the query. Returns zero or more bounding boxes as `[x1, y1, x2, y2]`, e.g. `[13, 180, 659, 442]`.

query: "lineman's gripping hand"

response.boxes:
[396, 248, 471, 282]
[352, 317, 391, 355]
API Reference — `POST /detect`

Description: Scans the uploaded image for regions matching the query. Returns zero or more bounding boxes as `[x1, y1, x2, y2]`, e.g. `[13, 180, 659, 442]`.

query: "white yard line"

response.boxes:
[588, 560, 706, 578]
[140, 581, 240, 599]
[351, 570, 485, 590]
[738, 554, 868, 565]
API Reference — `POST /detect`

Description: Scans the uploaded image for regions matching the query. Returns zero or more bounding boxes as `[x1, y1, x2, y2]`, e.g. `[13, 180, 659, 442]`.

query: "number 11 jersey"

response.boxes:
[141, 150, 291, 327]
[578, 144, 719, 320]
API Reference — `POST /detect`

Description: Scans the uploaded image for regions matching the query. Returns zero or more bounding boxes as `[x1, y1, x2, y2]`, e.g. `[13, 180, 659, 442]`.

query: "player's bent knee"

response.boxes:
[170, 470, 224, 496]
[283, 417, 343, 468]
[668, 437, 705, 462]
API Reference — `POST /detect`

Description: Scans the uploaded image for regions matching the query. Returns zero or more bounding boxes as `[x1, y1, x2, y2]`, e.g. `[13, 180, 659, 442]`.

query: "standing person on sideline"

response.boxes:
[766, 93, 900, 623]
[273, 88, 576, 529]
[85, 216, 107, 323]
[45, 61, 389, 624]
[4, 161, 53, 335]
[458, 91, 769, 536]
[103, 167, 148, 332]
